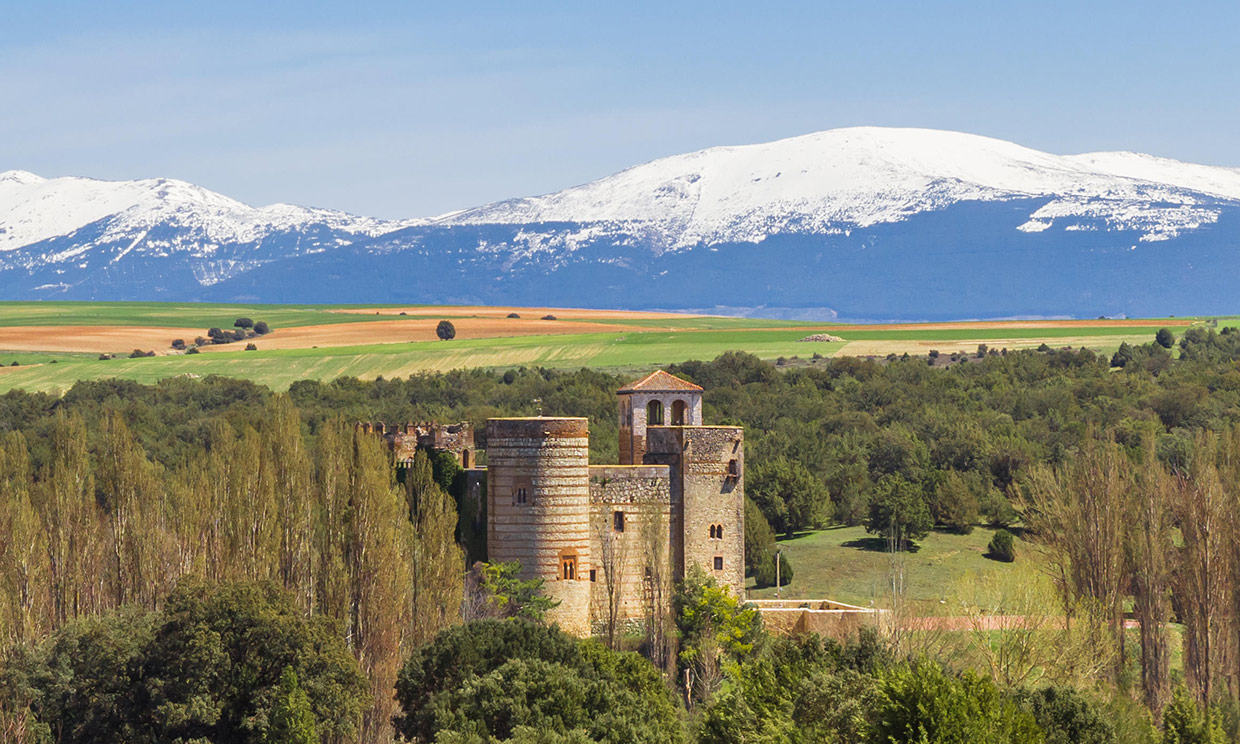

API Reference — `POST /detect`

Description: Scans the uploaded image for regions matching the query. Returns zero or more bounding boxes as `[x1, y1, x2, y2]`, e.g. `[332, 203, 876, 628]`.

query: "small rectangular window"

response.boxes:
[613, 510, 625, 533]
[590, 569, 597, 582]
[713, 556, 724, 571]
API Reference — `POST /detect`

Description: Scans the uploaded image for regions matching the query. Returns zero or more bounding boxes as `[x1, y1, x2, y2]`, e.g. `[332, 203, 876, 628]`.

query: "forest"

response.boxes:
[3, 324, 1240, 741]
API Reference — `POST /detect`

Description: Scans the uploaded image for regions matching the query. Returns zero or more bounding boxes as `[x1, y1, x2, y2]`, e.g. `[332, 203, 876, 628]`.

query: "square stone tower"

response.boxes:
[617, 370, 704, 465]
[645, 425, 745, 595]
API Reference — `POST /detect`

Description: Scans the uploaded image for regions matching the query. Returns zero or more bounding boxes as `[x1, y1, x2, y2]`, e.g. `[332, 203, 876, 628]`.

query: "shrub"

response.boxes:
[1162, 687, 1225, 744]
[129, 349, 147, 358]
[977, 344, 989, 358]
[170, 338, 186, 350]
[1156, 328, 1176, 349]
[870, 661, 1042, 744]
[988, 529, 1016, 562]
[253, 321, 271, 335]
[507, 312, 521, 318]
[542, 314, 557, 321]
[436, 320, 457, 341]
[393, 620, 682, 744]
[245, 343, 258, 351]
[1016, 685, 1116, 744]
[186, 347, 200, 354]
[8, 582, 366, 743]
[234, 317, 254, 329]
[98, 353, 112, 360]
[753, 549, 793, 588]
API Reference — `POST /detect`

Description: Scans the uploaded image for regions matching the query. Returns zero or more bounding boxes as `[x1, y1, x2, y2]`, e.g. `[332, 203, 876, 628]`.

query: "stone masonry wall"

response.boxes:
[587, 465, 672, 631]
[645, 426, 745, 595]
[486, 418, 592, 637]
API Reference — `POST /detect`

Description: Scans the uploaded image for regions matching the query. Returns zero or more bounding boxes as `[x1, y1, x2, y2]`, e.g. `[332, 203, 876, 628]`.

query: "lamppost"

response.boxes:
[775, 547, 782, 598]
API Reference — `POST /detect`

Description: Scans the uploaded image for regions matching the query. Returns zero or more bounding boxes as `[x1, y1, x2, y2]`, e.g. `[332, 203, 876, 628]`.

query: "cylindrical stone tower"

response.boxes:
[486, 417, 592, 636]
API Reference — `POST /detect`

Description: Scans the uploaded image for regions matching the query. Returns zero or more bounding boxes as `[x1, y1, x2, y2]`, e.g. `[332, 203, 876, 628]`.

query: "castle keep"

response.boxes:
[486, 370, 744, 635]
[371, 370, 744, 636]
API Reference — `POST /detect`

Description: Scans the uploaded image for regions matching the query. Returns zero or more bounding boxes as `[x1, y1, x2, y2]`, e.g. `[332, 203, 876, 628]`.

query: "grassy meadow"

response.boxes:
[0, 301, 1191, 394]
[747, 525, 1036, 612]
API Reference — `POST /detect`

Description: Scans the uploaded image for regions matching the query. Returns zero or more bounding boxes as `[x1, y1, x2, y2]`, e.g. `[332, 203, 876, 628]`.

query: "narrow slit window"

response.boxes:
[613, 510, 625, 533]
[515, 487, 528, 505]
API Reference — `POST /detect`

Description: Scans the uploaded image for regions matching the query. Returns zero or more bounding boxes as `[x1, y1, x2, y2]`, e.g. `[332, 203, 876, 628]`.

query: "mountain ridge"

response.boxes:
[3, 126, 1239, 320]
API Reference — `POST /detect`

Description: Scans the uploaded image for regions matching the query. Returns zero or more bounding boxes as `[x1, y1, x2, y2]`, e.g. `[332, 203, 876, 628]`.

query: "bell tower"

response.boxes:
[617, 370, 704, 465]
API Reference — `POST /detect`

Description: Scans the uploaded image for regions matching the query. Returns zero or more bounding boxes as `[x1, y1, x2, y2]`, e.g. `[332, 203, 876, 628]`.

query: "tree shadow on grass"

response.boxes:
[840, 536, 921, 554]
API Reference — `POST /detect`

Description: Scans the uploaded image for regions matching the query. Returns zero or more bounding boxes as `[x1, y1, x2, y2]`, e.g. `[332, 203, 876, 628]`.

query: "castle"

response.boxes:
[371, 370, 744, 636]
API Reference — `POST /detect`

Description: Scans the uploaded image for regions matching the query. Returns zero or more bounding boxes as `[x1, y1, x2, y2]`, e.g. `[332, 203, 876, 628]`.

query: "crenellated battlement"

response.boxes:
[356, 420, 475, 468]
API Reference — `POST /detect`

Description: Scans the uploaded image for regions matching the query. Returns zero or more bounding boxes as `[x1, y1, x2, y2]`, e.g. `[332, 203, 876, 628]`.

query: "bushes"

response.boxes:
[1017, 685, 1116, 744]
[988, 528, 1016, 562]
[753, 549, 793, 588]
[437, 320, 457, 340]
[869, 661, 1042, 744]
[4, 581, 367, 744]
[393, 620, 682, 744]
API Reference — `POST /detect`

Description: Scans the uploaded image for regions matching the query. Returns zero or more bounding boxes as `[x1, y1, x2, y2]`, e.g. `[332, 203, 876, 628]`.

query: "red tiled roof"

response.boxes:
[618, 369, 703, 393]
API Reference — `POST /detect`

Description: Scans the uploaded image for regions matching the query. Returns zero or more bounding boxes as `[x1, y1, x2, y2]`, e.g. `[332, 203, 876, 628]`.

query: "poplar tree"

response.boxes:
[96, 410, 168, 609]
[347, 428, 413, 743]
[262, 394, 315, 612]
[0, 431, 49, 646]
[406, 449, 464, 646]
[34, 411, 101, 626]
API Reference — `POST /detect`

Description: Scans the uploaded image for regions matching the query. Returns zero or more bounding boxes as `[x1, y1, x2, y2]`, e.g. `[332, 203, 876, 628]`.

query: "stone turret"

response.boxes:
[617, 370, 704, 465]
[486, 417, 592, 636]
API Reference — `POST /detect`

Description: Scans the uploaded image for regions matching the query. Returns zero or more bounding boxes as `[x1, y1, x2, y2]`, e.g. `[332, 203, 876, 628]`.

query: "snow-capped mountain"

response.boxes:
[442, 127, 1240, 247]
[3, 127, 1240, 320]
[0, 170, 406, 292]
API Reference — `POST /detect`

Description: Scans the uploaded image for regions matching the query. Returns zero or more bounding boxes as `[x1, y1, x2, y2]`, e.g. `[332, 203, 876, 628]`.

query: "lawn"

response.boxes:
[747, 525, 1039, 613]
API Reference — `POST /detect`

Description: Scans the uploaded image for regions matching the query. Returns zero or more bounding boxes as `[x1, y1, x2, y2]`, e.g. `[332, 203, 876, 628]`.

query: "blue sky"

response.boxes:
[2, 2, 1237, 218]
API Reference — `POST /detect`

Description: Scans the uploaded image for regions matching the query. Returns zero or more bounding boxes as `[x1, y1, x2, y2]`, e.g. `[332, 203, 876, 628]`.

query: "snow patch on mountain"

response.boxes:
[441, 127, 1240, 247]
[0, 170, 406, 252]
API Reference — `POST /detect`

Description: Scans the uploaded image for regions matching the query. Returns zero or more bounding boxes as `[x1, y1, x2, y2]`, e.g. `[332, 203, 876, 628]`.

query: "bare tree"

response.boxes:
[596, 509, 631, 650]
[1022, 432, 1130, 682]
[641, 506, 672, 672]
[1128, 442, 1174, 718]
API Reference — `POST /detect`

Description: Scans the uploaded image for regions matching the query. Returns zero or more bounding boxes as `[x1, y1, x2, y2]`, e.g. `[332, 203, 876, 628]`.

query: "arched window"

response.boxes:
[647, 400, 664, 426]
[671, 399, 687, 426]
[561, 553, 577, 581]
[709, 524, 723, 539]
[515, 487, 528, 505]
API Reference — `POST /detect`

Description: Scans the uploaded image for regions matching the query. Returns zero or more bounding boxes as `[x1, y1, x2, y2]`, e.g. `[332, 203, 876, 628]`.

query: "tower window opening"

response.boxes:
[671, 399, 687, 425]
[562, 554, 577, 581]
[515, 487, 528, 505]
[727, 459, 740, 478]
[710, 524, 723, 539]
[647, 400, 664, 426]
[613, 510, 626, 533]
[713, 556, 724, 571]
[590, 569, 597, 582]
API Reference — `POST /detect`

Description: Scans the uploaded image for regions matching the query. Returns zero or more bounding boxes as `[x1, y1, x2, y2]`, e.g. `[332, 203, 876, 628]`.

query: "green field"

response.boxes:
[748, 525, 1036, 613]
[0, 301, 1185, 394]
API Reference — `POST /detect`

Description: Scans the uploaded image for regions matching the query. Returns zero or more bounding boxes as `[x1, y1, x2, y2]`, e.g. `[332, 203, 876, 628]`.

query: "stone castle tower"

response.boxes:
[484, 370, 744, 636]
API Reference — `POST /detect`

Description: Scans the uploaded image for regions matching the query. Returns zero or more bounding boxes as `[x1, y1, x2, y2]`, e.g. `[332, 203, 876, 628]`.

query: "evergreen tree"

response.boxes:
[264, 667, 318, 744]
